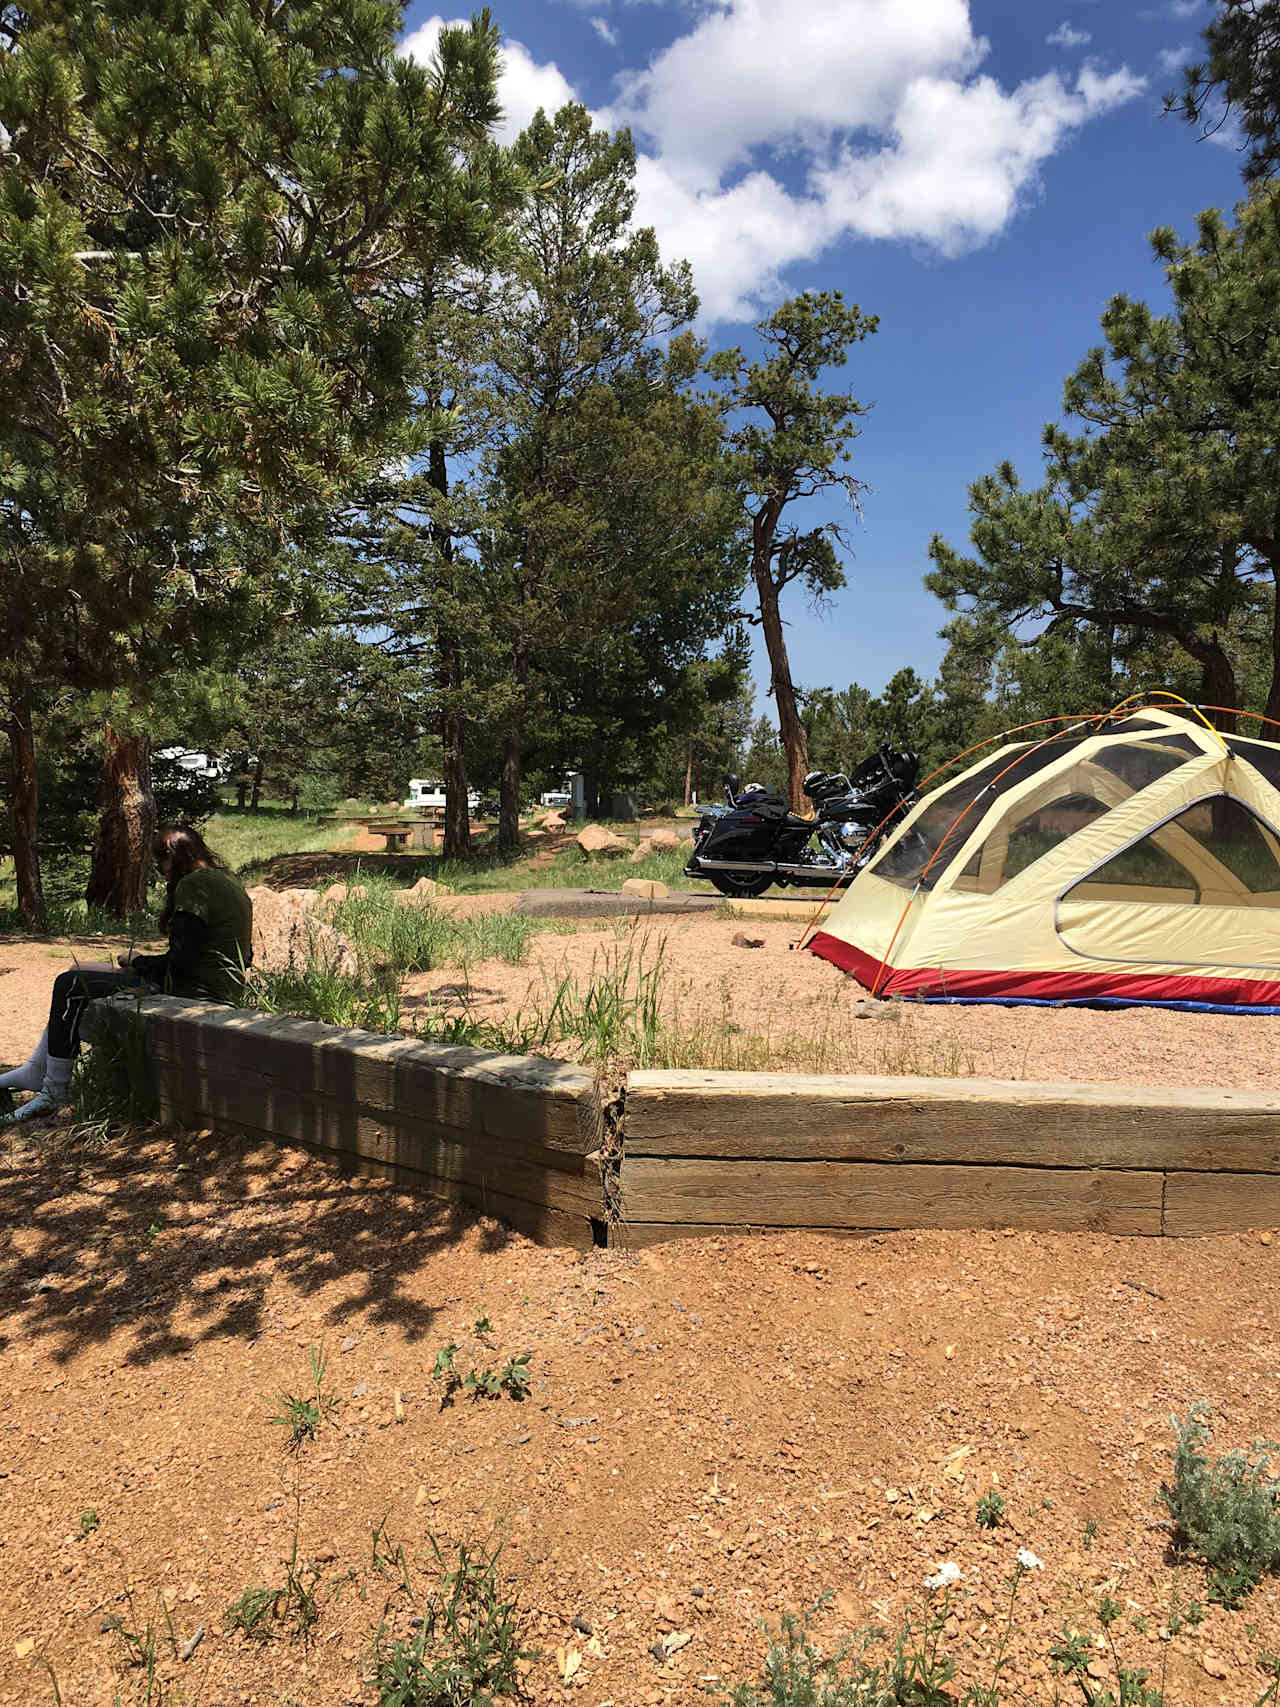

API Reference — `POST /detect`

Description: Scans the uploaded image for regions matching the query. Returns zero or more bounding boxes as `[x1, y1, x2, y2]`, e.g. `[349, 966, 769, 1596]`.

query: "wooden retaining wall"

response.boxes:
[96, 1000, 1280, 1249]
[103, 996, 606, 1250]
[614, 1070, 1280, 1246]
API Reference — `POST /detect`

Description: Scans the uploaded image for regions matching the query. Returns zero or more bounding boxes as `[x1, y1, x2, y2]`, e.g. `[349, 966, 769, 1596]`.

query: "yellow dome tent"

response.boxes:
[807, 705, 1280, 1011]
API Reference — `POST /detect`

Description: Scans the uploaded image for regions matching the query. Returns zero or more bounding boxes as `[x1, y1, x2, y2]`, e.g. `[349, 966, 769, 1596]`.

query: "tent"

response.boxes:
[808, 708, 1280, 1011]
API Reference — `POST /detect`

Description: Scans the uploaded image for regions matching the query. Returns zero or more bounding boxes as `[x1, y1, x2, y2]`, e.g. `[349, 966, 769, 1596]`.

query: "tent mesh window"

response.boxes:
[874, 732, 1193, 893]
[1070, 795, 1280, 906]
[1089, 735, 1202, 792]
[1228, 737, 1280, 796]
[955, 792, 1112, 892]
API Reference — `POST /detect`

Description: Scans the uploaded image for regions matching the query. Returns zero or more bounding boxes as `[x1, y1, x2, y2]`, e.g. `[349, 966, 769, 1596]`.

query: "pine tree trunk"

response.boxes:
[684, 739, 694, 808]
[1266, 557, 1280, 731]
[754, 562, 810, 811]
[499, 722, 523, 853]
[236, 777, 248, 809]
[86, 726, 156, 917]
[440, 694, 471, 859]
[1198, 643, 1238, 733]
[250, 756, 264, 811]
[5, 683, 47, 931]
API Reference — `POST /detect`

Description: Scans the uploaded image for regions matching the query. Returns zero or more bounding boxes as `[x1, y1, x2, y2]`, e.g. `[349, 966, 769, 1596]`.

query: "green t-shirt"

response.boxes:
[170, 867, 254, 1001]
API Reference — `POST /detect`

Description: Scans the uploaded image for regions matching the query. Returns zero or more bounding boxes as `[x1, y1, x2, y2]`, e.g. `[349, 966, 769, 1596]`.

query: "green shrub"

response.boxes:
[1158, 1402, 1280, 1606]
[370, 1536, 533, 1707]
[246, 960, 402, 1032]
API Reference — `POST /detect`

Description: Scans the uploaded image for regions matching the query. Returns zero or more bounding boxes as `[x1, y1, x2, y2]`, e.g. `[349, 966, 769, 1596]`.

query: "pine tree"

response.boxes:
[928, 185, 1280, 733]
[1, 0, 512, 917]
[709, 292, 879, 811]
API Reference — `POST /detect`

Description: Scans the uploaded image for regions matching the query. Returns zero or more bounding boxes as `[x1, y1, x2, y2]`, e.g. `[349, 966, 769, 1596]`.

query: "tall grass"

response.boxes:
[206, 807, 356, 876]
[326, 878, 540, 975]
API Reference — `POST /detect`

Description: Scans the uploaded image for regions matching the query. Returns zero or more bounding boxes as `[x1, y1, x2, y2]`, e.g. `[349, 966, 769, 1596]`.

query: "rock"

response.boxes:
[542, 811, 567, 831]
[1201, 1653, 1229, 1680]
[621, 879, 669, 899]
[629, 838, 656, 863]
[853, 998, 901, 1021]
[393, 877, 451, 907]
[280, 887, 319, 911]
[246, 886, 360, 979]
[731, 932, 764, 949]
[577, 825, 629, 858]
[647, 828, 681, 852]
[320, 882, 367, 906]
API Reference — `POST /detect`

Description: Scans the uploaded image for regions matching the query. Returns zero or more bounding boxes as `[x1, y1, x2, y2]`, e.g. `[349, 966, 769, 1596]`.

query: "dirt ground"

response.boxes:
[4, 898, 1280, 1704]
[400, 911, 1280, 1087]
[3, 1125, 1280, 1706]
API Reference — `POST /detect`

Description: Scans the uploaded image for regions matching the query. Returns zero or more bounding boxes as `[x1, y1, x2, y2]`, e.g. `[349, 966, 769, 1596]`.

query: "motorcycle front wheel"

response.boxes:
[708, 870, 774, 899]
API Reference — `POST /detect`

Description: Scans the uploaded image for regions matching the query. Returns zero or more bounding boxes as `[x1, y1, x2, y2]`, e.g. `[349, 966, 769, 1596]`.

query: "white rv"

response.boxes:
[404, 779, 479, 812]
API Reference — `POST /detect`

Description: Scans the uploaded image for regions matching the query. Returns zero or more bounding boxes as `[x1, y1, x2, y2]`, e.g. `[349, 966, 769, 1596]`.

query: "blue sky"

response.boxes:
[402, 0, 1245, 716]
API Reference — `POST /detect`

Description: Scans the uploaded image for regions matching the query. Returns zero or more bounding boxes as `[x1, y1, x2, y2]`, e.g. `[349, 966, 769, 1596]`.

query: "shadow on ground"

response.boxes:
[0, 1123, 511, 1369]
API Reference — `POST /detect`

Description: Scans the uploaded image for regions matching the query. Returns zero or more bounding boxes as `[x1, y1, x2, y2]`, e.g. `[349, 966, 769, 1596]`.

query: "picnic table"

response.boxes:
[368, 818, 436, 850]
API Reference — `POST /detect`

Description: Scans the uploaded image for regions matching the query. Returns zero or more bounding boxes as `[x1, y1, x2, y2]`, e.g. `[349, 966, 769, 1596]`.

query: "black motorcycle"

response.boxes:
[684, 743, 919, 899]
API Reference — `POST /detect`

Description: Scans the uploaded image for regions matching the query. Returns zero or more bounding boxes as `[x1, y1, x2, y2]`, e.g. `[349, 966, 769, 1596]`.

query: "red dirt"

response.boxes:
[3, 917, 1280, 1704]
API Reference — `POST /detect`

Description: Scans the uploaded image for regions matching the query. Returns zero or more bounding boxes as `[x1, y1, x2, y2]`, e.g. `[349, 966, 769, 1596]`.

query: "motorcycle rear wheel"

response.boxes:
[709, 870, 774, 899]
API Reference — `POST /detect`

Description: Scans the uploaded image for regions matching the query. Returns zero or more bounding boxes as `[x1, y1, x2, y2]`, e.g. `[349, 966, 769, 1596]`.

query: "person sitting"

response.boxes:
[0, 824, 253, 1123]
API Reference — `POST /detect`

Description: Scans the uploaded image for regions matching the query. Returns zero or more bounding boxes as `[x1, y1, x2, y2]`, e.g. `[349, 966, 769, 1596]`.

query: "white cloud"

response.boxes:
[401, 0, 1147, 327]
[611, 0, 984, 189]
[1169, 0, 1202, 16]
[1158, 43, 1194, 72]
[1047, 21, 1092, 47]
[401, 16, 576, 144]
[592, 16, 620, 43]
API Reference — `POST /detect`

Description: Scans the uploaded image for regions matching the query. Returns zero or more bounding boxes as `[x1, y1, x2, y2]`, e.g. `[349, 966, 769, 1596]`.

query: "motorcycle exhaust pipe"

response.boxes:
[695, 857, 843, 879]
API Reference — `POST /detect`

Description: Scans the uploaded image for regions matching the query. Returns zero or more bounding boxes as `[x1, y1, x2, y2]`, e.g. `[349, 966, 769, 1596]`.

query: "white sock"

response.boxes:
[0, 1030, 49, 1092]
[3, 1055, 75, 1123]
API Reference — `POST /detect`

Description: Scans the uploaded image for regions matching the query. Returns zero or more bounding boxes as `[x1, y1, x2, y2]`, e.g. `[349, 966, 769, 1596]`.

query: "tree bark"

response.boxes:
[440, 690, 472, 859]
[5, 683, 47, 931]
[753, 557, 810, 811]
[499, 720, 523, 853]
[235, 776, 248, 809]
[1266, 553, 1280, 731]
[427, 435, 473, 860]
[86, 726, 156, 917]
[1197, 639, 1238, 733]
[250, 755, 264, 811]
[684, 738, 694, 808]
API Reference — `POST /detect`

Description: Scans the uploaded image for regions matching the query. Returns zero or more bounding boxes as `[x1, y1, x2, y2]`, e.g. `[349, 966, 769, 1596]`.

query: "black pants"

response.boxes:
[49, 968, 147, 1059]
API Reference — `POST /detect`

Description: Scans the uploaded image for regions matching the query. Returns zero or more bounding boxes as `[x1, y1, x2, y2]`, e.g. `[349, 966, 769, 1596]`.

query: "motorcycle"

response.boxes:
[684, 742, 920, 899]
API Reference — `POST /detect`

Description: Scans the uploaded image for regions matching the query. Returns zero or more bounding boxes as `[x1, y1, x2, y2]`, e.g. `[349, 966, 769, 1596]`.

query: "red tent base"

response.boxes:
[808, 930, 1280, 1009]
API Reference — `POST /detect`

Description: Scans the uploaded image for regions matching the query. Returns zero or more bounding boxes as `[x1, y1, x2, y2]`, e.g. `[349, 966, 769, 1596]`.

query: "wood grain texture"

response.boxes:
[153, 1069, 604, 1215]
[623, 1071, 1280, 1170]
[1163, 1171, 1280, 1236]
[102, 994, 601, 1152]
[618, 1158, 1164, 1234]
[202, 1116, 599, 1251]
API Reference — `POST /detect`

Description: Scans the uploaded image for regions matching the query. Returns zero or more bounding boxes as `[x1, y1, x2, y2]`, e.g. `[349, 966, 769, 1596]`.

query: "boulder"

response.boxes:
[629, 838, 656, 863]
[392, 877, 451, 907]
[247, 885, 360, 979]
[320, 882, 366, 906]
[280, 887, 319, 911]
[577, 824, 630, 858]
[648, 828, 681, 852]
[621, 878, 669, 899]
[541, 811, 567, 832]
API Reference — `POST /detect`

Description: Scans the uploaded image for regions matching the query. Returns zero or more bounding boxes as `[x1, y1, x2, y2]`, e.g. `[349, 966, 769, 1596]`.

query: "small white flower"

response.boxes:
[1016, 1548, 1044, 1571]
[924, 1561, 962, 1589]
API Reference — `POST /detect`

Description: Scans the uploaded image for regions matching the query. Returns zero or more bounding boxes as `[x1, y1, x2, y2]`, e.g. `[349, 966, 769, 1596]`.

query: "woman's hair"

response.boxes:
[154, 824, 226, 930]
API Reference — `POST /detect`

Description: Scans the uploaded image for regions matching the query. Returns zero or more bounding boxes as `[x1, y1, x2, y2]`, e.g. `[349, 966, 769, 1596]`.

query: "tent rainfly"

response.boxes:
[808, 709, 1280, 1011]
